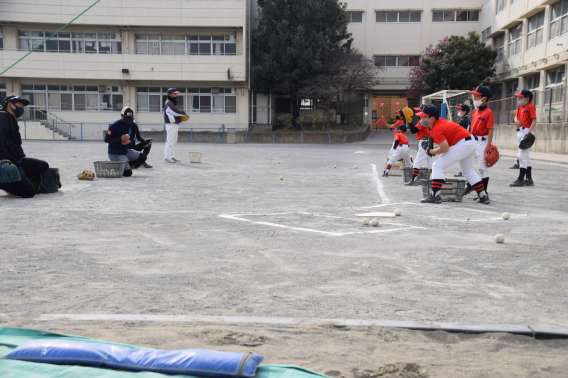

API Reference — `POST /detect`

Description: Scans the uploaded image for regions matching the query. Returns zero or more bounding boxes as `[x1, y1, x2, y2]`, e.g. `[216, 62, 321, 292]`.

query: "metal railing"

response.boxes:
[489, 86, 566, 124]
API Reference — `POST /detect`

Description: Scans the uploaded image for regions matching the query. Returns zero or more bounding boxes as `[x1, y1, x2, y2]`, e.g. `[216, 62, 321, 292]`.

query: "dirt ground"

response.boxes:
[1, 140, 568, 377]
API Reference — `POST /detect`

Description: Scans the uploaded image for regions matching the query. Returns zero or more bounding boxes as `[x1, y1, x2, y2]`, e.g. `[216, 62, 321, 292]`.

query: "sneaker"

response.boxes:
[404, 180, 418, 186]
[454, 172, 463, 177]
[142, 162, 153, 168]
[462, 184, 474, 196]
[172, 158, 181, 163]
[509, 163, 520, 169]
[477, 195, 491, 204]
[421, 194, 442, 204]
[524, 179, 534, 186]
[509, 179, 524, 187]
[165, 158, 176, 163]
[382, 172, 389, 177]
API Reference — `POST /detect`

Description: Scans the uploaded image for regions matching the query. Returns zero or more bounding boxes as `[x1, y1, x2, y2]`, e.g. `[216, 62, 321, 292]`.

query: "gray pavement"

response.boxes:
[2, 140, 567, 329]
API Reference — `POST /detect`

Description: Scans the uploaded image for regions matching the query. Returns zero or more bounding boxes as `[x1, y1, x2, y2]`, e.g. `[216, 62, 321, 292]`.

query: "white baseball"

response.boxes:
[277, 161, 280, 164]
[371, 219, 379, 227]
[279, 176, 283, 180]
[362, 218, 370, 225]
[354, 165, 358, 169]
[365, 112, 368, 116]
[334, 165, 337, 168]
[495, 234, 505, 243]
[502, 212, 510, 220]
[394, 209, 402, 216]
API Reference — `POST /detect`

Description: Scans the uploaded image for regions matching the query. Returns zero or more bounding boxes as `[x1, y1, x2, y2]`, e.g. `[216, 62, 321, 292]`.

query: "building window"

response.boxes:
[494, 34, 505, 62]
[511, 0, 520, 4]
[136, 33, 237, 55]
[136, 87, 236, 114]
[524, 73, 540, 92]
[526, 12, 545, 50]
[432, 10, 479, 22]
[481, 27, 491, 43]
[491, 83, 503, 99]
[508, 24, 522, 57]
[22, 84, 122, 112]
[376, 11, 422, 23]
[546, 66, 565, 88]
[0, 27, 3, 50]
[346, 11, 363, 23]
[505, 80, 519, 97]
[18, 31, 122, 53]
[550, 0, 568, 40]
[374, 55, 419, 67]
[496, 0, 507, 14]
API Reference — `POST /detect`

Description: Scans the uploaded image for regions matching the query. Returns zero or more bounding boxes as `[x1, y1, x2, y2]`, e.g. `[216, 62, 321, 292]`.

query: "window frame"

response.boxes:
[376, 11, 422, 23]
[18, 30, 122, 54]
[549, 0, 568, 40]
[496, 0, 507, 14]
[524, 73, 541, 92]
[346, 11, 363, 23]
[374, 55, 420, 67]
[526, 11, 545, 50]
[508, 24, 523, 57]
[481, 27, 492, 43]
[136, 87, 237, 114]
[494, 34, 505, 62]
[505, 80, 519, 97]
[135, 33, 237, 55]
[432, 10, 479, 22]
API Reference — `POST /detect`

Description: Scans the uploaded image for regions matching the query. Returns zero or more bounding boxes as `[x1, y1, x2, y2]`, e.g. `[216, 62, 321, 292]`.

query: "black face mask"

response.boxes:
[123, 116, 133, 124]
[11, 105, 25, 118]
[168, 95, 177, 104]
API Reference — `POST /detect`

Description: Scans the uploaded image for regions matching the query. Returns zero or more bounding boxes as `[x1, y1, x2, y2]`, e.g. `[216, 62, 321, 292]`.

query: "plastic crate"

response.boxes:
[189, 152, 203, 163]
[384, 161, 405, 176]
[93, 161, 125, 178]
[420, 178, 467, 202]
[401, 167, 431, 183]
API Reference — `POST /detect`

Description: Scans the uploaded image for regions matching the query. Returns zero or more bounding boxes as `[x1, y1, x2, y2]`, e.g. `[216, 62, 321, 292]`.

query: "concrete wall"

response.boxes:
[19, 121, 69, 140]
[493, 123, 568, 154]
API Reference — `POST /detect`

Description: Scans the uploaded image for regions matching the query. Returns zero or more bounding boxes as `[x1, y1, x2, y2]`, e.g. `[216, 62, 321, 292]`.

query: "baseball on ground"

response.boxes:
[495, 234, 505, 243]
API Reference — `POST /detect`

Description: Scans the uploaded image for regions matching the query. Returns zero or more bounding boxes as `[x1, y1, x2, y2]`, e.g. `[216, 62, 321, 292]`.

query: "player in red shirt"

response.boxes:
[510, 89, 537, 187]
[462, 86, 495, 199]
[415, 105, 489, 204]
[404, 104, 433, 185]
[382, 124, 413, 177]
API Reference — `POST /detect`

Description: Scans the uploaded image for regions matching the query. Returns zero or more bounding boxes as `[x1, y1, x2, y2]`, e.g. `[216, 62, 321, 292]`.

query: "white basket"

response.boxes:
[189, 152, 203, 163]
[93, 161, 125, 178]
[384, 161, 405, 176]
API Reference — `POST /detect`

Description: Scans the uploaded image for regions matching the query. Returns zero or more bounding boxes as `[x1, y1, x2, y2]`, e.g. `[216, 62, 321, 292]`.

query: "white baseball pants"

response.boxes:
[387, 145, 413, 167]
[164, 123, 179, 160]
[473, 137, 489, 178]
[517, 128, 531, 168]
[413, 139, 433, 170]
[432, 138, 482, 186]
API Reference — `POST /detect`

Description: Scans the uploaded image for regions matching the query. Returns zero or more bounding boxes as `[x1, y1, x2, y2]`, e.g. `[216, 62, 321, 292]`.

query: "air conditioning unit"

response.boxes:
[212, 87, 219, 94]
[67, 86, 73, 91]
[106, 86, 112, 92]
[99, 85, 106, 92]
[225, 35, 230, 41]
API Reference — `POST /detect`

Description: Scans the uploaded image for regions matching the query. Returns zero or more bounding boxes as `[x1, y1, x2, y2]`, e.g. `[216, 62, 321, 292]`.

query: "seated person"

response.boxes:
[128, 120, 152, 169]
[105, 107, 147, 177]
[0, 96, 50, 198]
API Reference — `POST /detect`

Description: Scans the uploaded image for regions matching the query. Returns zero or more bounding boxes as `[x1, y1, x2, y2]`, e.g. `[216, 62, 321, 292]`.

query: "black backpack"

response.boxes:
[38, 168, 62, 193]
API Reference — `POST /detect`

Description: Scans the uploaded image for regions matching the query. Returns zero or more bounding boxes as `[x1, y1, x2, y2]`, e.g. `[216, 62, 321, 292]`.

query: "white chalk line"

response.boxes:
[219, 213, 426, 236]
[370, 164, 390, 204]
[32, 314, 568, 336]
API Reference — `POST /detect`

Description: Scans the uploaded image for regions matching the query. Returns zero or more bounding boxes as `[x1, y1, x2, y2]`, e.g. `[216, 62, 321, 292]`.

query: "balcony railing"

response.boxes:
[489, 86, 566, 124]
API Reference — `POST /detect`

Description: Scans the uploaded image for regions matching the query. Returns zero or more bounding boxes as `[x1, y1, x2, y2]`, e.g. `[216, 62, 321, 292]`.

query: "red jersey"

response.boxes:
[470, 106, 494, 136]
[431, 118, 471, 147]
[415, 124, 431, 140]
[516, 102, 537, 128]
[394, 131, 409, 146]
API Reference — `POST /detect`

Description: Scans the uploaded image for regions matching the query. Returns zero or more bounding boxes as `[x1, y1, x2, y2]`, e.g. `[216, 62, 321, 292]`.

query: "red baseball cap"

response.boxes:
[416, 105, 440, 118]
[468, 86, 492, 98]
[514, 89, 533, 99]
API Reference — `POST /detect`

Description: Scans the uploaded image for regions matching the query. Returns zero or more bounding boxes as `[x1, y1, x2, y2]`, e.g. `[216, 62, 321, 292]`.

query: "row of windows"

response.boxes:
[135, 34, 236, 55]
[19, 31, 122, 54]
[502, 67, 565, 97]
[346, 10, 479, 23]
[136, 87, 236, 113]
[374, 55, 419, 67]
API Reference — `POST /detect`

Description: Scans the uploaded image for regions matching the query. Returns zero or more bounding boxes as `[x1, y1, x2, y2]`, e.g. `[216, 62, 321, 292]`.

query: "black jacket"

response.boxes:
[0, 111, 26, 166]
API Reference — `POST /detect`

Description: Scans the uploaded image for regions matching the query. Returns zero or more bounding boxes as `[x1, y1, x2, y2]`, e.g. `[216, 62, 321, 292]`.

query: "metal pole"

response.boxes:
[549, 88, 553, 123]
[81, 123, 83, 141]
[273, 133, 275, 143]
[52, 119, 55, 140]
[191, 128, 193, 143]
[246, 130, 248, 143]
[24, 119, 27, 140]
[328, 133, 331, 144]
[163, 124, 166, 142]
[301, 133, 303, 144]
[507, 98, 510, 125]
[218, 129, 221, 143]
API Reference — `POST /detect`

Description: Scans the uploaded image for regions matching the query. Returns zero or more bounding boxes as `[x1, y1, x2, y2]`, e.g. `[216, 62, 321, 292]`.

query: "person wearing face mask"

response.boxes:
[461, 86, 494, 199]
[453, 103, 471, 178]
[382, 124, 413, 177]
[0, 95, 50, 198]
[127, 121, 153, 169]
[163, 88, 188, 163]
[415, 105, 489, 204]
[510, 89, 537, 187]
[404, 104, 433, 186]
[105, 107, 148, 177]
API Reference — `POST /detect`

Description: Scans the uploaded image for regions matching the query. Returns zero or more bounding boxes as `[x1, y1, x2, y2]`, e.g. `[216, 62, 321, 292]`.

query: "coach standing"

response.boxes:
[163, 88, 188, 163]
[0, 95, 50, 198]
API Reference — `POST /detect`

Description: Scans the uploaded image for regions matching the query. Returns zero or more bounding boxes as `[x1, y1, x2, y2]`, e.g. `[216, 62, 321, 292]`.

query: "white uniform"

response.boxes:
[517, 127, 531, 168]
[432, 138, 482, 186]
[164, 106, 185, 160]
[473, 136, 489, 178]
[387, 145, 413, 167]
[413, 140, 433, 170]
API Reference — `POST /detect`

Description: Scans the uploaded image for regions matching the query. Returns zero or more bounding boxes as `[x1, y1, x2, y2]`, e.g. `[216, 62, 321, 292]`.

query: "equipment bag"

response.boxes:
[38, 168, 62, 193]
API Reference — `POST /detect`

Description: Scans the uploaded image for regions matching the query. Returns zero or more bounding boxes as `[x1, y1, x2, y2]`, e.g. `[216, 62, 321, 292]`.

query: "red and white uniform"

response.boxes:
[470, 106, 494, 178]
[516, 102, 537, 168]
[412, 124, 433, 170]
[387, 131, 412, 167]
[430, 118, 482, 187]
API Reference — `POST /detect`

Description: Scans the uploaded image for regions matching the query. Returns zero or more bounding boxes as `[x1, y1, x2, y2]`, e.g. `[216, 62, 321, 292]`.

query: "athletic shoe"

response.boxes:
[421, 194, 442, 204]
[172, 158, 181, 163]
[132, 163, 141, 169]
[477, 195, 491, 204]
[509, 163, 520, 169]
[509, 179, 524, 187]
[142, 162, 153, 168]
[165, 158, 176, 163]
[382, 172, 389, 177]
[462, 184, 474, 196]
[454, 172, 463, 177]
[404, 180, 418, 186]
[524, 179, 534, 186]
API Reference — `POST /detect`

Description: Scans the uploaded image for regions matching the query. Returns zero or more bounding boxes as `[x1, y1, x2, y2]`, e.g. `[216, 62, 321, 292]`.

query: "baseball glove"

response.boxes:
[376, 116, 386, 126]
[77, 169, 95, 180]
[0, 160, 21, 183]
[518, 132, 535, 150]
[180, 115, 190, 122]
[421, 137, 434, 157]
[402, 107, 414, 123]
[484, 145, 500, 168]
